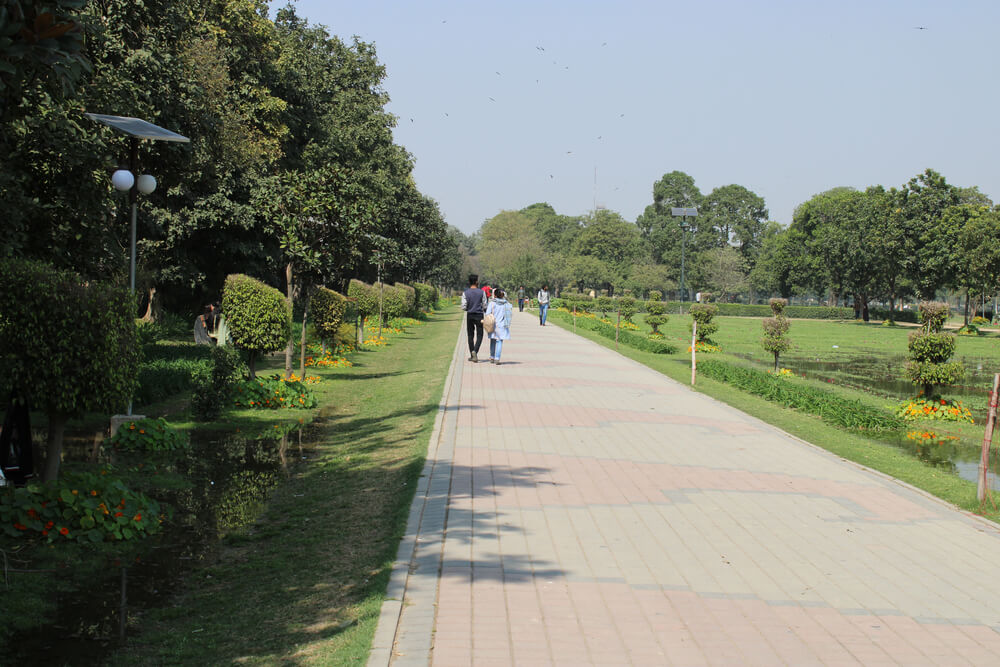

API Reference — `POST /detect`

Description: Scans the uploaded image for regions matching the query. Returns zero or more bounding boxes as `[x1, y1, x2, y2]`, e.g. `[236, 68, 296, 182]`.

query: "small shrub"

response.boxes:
[413, 283, 436, 311]
[972, 316, 990, 326]
[956, 324, 980, 336]
[0, 470, 167, 543]
[107, 417, 190, 452]
[905, 302, 963, 397]
[618, 296, 638, 322]
[596, 295, 613, 318]
[191, 346, 247, 420]
[761, 299, 791, 372]
[395, 283, 417, 316]
[689, 303, 719, 343]
[233, 375, 317, 410]
[644, 290, 669, 335]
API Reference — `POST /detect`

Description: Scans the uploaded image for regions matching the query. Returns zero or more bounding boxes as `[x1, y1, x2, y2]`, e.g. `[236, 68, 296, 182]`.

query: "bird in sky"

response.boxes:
[409, 118, 413, 122]
[914, 26, 927, 29]
[536, 46, 545, 51]
[488, 97, 495, 102]
[495, 71, 501, 76]
[566, 151, 572, 154]
[550, 174, 554, 179]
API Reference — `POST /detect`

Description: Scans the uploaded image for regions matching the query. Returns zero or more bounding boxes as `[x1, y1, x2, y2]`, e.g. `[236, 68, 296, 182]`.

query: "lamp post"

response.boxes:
[86, 114, 189, 418]
[85, 114, 189, 295]
[671, 207, 698, 304]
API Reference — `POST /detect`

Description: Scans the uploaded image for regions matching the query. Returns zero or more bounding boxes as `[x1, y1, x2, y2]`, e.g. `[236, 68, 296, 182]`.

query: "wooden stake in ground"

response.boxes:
[573, 305, 576, 332]
[978, 373, 1000, 503]
[615, 305, 620, 350]
[691, 319, 697, 385]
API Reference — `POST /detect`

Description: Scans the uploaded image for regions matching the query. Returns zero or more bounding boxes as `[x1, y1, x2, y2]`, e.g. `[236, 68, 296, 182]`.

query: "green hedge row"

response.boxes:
[134, 357, 209, 406]
[550, 309, 677, 354]
[697, 359, 903, 431]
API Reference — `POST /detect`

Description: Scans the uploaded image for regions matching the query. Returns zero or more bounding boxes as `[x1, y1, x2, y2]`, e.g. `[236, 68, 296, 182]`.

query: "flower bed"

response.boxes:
[906, 430, 960, 445]
[233, 375, 317, 409]
[896, 398, 974, 423]
[687, 341, 721, 353]
[1, 470, 166, 543]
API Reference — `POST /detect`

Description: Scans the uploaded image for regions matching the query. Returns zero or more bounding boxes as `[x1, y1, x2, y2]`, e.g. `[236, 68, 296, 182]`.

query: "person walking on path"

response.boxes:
[486, 288, 513, 365]
[537, 284, 550, 326]
[460, 274, 487, 362]
[517, 286, 526, 312]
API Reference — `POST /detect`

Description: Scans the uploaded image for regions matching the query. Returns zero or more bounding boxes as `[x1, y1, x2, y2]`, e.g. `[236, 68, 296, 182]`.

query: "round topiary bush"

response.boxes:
[310, 287, 348, 348]
[644, 290, 669, 336]
[618, 296, 637, 323]
[905, 302, 964, 398]
[394, 283, 417, 316]
[596, 295, 613, 319]
[222, 274, 291, 378]
[689, 303, 719, 343]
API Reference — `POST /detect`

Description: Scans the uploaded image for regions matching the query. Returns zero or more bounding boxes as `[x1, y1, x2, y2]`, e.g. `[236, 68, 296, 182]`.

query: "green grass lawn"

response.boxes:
[549, 307, 1000, 523]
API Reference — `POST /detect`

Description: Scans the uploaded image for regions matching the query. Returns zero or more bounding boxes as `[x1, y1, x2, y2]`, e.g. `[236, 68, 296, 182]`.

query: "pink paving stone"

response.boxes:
[451, 447, 940, 521]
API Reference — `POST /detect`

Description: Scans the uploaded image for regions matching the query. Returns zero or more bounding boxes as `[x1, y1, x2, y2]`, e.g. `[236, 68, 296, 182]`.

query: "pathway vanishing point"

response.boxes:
[370, 309, 1000, 666]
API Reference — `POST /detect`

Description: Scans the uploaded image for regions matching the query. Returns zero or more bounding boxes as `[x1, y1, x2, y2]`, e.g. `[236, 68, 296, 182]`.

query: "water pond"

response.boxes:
[9, 425, 315, 665]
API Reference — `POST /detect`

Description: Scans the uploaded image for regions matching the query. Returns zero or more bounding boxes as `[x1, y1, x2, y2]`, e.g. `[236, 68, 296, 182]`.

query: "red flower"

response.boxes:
[27, 508, 38, 518]
[59, 527, 69, 536]
[133, 514, 142, 522]
[13, 522, 26, 530]
[940, 400, 947, 405]
[41, 530, 49, 536]
[46, 521, 54, 529]
[115, 511, 123, 517]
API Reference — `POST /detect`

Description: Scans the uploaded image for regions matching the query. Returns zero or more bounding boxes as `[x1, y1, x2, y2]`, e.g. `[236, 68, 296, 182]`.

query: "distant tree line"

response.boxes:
[463, 168, 999, 325]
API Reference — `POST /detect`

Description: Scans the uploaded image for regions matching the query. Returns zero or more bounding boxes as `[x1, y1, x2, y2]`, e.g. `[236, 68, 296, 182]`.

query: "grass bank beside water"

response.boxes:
[104, 307, 461, 664]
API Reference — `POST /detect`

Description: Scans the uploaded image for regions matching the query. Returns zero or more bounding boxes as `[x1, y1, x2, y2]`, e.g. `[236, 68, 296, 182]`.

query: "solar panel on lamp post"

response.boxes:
[670, 207, 698, 304]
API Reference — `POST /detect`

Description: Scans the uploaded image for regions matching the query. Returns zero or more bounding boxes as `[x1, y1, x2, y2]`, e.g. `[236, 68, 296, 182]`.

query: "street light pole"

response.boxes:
[671, 207, 698, 306]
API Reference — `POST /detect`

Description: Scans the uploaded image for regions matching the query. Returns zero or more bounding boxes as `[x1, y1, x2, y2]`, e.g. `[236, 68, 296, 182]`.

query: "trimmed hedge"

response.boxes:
[698, 360, 903, 431]
[222, 274, 291, 377]
[551, 309, 677, 354]
[413, 282, 437, 311]
[395, 283, 417, 315]
[310, 287, 348, 343]
[347, 279, 379, 320]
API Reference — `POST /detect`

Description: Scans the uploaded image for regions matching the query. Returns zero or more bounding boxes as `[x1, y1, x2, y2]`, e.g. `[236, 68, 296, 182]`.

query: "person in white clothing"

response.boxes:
[487, 289, 513, 365]
[537, 285, 550, 326]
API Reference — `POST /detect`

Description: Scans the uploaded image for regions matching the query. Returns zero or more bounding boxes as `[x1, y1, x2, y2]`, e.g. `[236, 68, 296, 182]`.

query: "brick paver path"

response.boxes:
[369, 309, 1000, 666]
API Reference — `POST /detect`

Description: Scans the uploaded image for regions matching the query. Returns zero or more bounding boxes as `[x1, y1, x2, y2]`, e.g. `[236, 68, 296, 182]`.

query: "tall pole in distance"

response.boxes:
[128, 137, 139, 295]
[680, 220, 687, 305]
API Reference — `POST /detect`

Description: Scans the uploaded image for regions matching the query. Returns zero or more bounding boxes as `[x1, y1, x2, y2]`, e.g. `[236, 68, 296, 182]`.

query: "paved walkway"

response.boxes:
[369, 309, 1000, 666]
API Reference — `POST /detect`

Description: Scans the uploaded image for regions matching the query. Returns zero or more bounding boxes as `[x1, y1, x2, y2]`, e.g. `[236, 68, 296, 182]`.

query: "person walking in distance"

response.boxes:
[517, 285, 526, 312]
[461, 274, 487, 362]
[537, 284, 551, 326]
[487, 289, 513, 365]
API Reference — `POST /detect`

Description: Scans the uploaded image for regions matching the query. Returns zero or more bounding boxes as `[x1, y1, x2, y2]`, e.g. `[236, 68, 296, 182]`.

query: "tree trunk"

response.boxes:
[285, 262, 294, 379]
[42, 412, 69, 482]
[888, 296, 896, 323]
[299, 292, 311, 380]
[357, 314, 364, 347]
[964, 289, 970, 326]
[861, 294, 870, 322]
[852, 294, 861, 320]
[774, 351, 780, 373]
[248, 351, 258, 379]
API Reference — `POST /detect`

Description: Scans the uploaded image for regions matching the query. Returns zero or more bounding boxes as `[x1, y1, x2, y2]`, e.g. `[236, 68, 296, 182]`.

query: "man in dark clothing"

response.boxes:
[461, 274, 487, 362]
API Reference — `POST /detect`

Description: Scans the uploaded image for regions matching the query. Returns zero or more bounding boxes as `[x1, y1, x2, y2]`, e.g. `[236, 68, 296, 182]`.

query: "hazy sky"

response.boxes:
[286, 0, 1000, 234]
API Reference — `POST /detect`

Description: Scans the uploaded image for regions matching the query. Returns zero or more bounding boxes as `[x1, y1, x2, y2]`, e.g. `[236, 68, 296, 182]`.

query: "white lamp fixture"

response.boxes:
[136, 174, 157, 194]
[111, 169, 134, 192]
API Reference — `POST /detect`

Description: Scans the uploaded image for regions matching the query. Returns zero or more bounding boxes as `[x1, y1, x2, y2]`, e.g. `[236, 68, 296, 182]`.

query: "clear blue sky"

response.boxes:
[286, 0, 1000, 234]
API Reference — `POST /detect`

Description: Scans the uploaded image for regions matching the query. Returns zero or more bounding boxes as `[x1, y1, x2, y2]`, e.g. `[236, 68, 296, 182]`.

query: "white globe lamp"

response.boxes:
[111, 169, 134, 192]
[136, 174, 157, 195]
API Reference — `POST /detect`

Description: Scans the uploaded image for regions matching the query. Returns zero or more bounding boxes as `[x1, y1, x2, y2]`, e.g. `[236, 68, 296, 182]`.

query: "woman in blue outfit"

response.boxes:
[487, 288, 513, 365]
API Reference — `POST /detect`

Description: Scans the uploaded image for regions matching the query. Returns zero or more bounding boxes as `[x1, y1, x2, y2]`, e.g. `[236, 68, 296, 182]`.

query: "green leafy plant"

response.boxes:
[617, 295, 637, 322]
[310, 287, 348, 350]
[413, 282, 437, 311]
[347, 279, 379, 341]
[550, 308, 676, 353]
[596, 295, 613, 318]
[761, 298, 791, 372]
[233, 375, 317, 410]
[689, 302, 719, 343]
[904, 302, 964, 397]
[897, 397, 973, 423]
[972, 316, 990, 326]
[0, 470, 167, 543]
[698, 360, 903, 432]
[222, 274, 291, 378]
[191, 345, 247, 420]
[106, 417, 189, 452]
[644, 290, 669, 335]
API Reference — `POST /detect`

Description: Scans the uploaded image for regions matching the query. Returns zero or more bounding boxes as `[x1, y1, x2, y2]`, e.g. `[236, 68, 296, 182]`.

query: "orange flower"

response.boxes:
[139, 429, 145, 434]
[115, 511, 123, 517]
[71, 489, 78, 495]
[91, 490, 98, 496]
[133, 514, 142, 522]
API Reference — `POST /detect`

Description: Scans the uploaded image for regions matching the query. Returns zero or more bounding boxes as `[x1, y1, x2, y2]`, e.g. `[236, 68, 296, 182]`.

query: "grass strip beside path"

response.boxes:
[112, 307, 462, 666]
[548, 316, 1000, 523]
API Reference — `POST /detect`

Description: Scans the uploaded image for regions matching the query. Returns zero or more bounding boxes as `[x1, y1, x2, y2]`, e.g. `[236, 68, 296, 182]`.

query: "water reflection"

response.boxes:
[12, 424, 313, 664]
